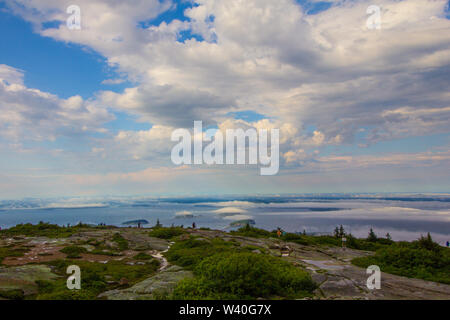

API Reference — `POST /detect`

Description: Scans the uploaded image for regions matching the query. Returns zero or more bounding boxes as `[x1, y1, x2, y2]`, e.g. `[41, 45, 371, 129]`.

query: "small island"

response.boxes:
[229, 219, 256, 227]
[122, 219, 149, 226]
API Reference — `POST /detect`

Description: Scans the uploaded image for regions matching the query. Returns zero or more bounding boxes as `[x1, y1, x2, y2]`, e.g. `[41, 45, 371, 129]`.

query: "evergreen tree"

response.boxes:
[417, 232, 440, 252]
[386, 233, 392, 240]
[155, 219, 162, 228]
[334, 226, 340, 238]
[339, 225, 345, 237]
[367, 228, 377, 242]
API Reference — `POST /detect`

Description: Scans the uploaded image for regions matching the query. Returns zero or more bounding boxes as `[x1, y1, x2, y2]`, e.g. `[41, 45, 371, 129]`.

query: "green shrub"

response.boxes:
[230, 226, 380, 249]
[35, 280, 56, 294]
[165, 238, 237, 269]
[36, 258, 160, 300]
[0, 222, 93, 238]
[352, 239, 450, 284]
[0, 289, 25, 300]
[134, 253, 153, 260]
[277, 233, 341, 247]
[149, 227, 186, 239]
[0, 247, 30, 264]
[112, 233, 129, 251]
[345, 235, 391, 251]
[60, 246, 88, 259]
[414, 233, 442, 252]
[230, 225, 275, 238]
[171, 278, 235, 300]
[84, 238, 123, 256]
[173, 252, 316, 299]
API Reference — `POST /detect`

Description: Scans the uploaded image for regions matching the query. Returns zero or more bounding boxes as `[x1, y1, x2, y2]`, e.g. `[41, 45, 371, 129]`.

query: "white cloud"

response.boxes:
[0, 64, 113, 144]
[1, 0, 450, 197]
[5, 0, 450, 146]
[223, 214, 253, 221]
[213, 207, 248, 214]
[175, 210, 194, 217]
[101, 78, 126, 85]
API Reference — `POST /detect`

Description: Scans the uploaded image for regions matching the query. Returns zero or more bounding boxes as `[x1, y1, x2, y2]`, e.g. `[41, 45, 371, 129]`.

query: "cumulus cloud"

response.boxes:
[0, 64, 113, 145]
[1, 0, 450, 196]
[113, 125, 175, 161]
[100, 84, 234, 127]
[5, 0, 450, 146]
[101, 78, 126, 85]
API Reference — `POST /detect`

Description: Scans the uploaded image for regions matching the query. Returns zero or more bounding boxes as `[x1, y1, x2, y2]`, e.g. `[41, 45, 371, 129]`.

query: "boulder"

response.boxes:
[99, 265, 193, 300]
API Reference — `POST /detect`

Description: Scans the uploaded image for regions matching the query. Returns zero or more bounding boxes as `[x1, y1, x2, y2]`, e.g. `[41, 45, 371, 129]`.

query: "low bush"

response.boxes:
[172, 252, 316, 299]
[60, 246, 88, 259]
[230, 225, 275, 238]
[165, 237, 237, 269]
[0, 289, 25, 300]
[352, 235, 450, 284]
[112, 233, 129, 251]
[0, 247, 29, 264]
[36, 258, 160, 300]
[0, 222, 97, 238]
[134, 253, 153, 260]
[149, 227, 187, 239]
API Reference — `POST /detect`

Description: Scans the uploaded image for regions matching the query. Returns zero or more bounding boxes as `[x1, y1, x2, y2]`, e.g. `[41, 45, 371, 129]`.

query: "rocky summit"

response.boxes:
[0, 223, 449, 300]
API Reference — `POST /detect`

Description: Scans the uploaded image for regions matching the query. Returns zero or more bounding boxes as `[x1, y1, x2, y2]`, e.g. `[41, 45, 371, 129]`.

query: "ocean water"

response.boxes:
[1, 195, 449, 245]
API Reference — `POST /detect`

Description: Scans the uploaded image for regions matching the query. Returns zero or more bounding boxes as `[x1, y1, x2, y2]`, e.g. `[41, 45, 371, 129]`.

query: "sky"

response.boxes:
[0, 0, 449, 199]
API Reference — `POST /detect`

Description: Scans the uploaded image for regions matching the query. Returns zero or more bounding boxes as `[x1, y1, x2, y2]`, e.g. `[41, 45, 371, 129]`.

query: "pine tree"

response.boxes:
[418, 232, 440, 251]
[339, 225, 345, 237]
[334, 226, 340, 238]
[367, 228, 377, 242]
[386, 233, 392, 240]
[155, 219, 162, 228]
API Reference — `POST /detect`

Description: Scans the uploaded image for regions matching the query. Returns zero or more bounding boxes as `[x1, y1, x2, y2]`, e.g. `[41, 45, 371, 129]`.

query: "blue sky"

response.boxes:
[0, 0, 334, 98]
[0, 0, 334, 134]
[0, 6, 124, 99]
[0, 0, 449, 199]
